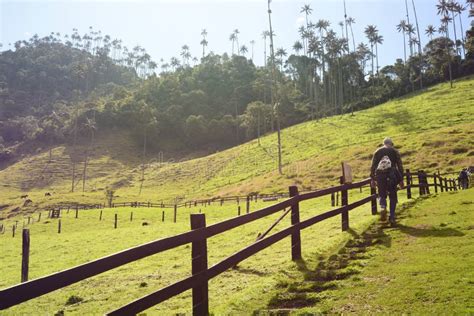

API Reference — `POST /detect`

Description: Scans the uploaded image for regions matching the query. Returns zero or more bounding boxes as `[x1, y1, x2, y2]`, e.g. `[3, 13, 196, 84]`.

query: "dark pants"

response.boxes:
[376, 173, 398, 222]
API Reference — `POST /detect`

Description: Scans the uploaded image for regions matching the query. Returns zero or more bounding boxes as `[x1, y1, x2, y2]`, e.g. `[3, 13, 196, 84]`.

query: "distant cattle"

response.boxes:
[20, 195, 28, 199]
[23, 199, 33, 207]
[45, 192, 51, 197]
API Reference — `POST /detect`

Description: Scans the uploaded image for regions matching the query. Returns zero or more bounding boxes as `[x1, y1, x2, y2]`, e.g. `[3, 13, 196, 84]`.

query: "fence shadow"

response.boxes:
[398, 224, 465, 237]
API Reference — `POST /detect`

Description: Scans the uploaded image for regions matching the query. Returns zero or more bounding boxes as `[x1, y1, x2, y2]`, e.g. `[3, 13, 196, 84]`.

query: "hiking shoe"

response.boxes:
[390, 220, 397, 227]
[380, 208, 387, 221]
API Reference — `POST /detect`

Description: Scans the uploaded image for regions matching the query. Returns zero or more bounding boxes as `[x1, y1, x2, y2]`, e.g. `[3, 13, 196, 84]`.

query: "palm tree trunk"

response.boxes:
[402, 31, 407, 63]
[267, 0, 282, 175]
[458, 13, 465, 57]
[451, 11, 459, 55]
[411, 0, 423, 89]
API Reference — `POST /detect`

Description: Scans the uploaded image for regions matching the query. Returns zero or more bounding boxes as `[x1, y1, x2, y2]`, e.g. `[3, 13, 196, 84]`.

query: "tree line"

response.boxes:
[0, 0, 473, 162]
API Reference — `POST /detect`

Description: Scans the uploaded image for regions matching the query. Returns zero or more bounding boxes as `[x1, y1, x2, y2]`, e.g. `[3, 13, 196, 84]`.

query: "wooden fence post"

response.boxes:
[21, 229, 30, 283]
[444, 178, 449, 191]
[370, 181, 378, 215]
[162, 211, 165, 222]
[99, 210, 103, 221]
[38, 212, 41, 222]
[238, 206, 241, 216]
[246, 196, 250, 214]
[27, 217, 31, 225]
[340, 177, 349, 231]
[114, 214, 118, 229]
[58, 219, 61, 234]
[452, 179, 458, 191]
[417, 171, 423, 196]
[190, 214, 209, 316]
[433, 174, 438, 193]
[174, 205, 177, 223]
[440, 177, 444, 192]
[331, 192, 335, 207]
[289, 186, 302, 261]
[405, 169, 412, 199]
[336, 191, 339, 206]
[75, 207, 79, 219]
[130, 212, 133, 222]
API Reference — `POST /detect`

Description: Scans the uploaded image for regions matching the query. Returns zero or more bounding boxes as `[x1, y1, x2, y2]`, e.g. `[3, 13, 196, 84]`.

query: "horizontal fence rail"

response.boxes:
[0, 167, 461, 315]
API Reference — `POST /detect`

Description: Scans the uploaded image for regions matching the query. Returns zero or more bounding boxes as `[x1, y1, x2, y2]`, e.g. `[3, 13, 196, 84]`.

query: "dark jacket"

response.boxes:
[370, 146, 404, 179]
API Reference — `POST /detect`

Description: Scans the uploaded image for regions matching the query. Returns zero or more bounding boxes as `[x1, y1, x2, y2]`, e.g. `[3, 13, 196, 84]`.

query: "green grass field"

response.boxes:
[0, 76, 473, 314]
[264, 188, 474, 314]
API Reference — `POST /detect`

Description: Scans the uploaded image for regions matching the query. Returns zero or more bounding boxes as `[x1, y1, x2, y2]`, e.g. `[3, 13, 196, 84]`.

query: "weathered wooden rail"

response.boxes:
[0, 168, 460, 315]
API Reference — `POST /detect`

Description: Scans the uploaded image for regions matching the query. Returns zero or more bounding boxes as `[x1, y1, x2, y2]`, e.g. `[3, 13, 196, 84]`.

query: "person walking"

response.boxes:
[370, 137, 404, 226]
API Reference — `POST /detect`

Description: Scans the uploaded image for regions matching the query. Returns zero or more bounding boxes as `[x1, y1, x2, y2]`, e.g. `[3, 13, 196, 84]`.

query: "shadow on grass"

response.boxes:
[398, 224, 465, 237]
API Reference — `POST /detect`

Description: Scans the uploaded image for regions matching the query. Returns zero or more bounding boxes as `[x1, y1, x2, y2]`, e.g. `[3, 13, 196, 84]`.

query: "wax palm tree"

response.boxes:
[406, 23, 416, 57]
[293, 41, 303, 55]
[262, 30, 270, 66]
[300, 4, 313, 27]
[453, 2, 466, 56]
[411, 0, 423, 56]
[346, 16, 356, 52]
[180, 45, 191, 65]
[233, 29, 240, 55]
[397, 20, 408, 63]
[425, 25, 437, 41]
[374, 34, 384, 75]
[275, 48, 287, 72]
[200, 29, 208, 58]
[229, 32, 237, 55]
[240, 45, 248, 57]
[364, 25, 377, 76]
[445, 1, 460, 55]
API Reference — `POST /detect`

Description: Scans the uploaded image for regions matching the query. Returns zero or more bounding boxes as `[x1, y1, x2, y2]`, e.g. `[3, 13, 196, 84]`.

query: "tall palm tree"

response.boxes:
[200, 29, 208, 58]
[411, 0, 422, 56]
[300, 3, 312, 56]
[240, 45, 248, 57]
[293, 41, 303, 55]
[447, 0, 460, 55]
[229, 32, 237, 55]
[233, 29, 240, 55]
[397, 20, 408, 63]
[374, 34, 384, 75]
[364, 25, 377, 76]
[275, 48, 287, 72]
[267, 0, 282, 175]
[346, 16, 356, 52]
[261, 30, 270, 66]
[438, 9, 454, 87]
[453, 2, 466, 56]
[425, 25, 437, 41]
[406, 23, 416, 57]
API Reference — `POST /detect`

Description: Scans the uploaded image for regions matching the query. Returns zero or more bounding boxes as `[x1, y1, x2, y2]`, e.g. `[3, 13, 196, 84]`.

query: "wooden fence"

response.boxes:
[0, 169, 460, 315]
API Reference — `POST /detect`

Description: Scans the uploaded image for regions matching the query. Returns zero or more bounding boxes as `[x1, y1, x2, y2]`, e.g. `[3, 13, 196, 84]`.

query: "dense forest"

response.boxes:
[1, 1, 473, 162]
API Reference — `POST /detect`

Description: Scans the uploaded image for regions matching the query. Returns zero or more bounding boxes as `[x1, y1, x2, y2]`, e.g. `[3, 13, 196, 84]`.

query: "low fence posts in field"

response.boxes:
[21, 229, 30, 283]
[100, 210, 103, 221]
[340, 177, 349, 231]
[130, 212, 133, 222]
[58, 220, 61, 234]
[288, 186, 302, 261]
[114, 214, 118, 229]
[12, 225, 16, 238]
[162, 211, 165, 222]
[246, 196, 250, 214]
[433, 174, 438, 193]
[174, 205, 177, 223]
[331, 192, 335, 207]
[190, 214, 209, 316]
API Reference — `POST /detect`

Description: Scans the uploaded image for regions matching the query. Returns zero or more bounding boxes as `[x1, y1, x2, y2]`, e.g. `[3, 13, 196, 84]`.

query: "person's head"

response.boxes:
[383, 137, 394, 147]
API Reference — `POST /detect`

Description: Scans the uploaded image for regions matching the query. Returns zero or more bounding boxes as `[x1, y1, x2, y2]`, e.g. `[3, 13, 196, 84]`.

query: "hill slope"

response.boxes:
[0, 76, 473, 213]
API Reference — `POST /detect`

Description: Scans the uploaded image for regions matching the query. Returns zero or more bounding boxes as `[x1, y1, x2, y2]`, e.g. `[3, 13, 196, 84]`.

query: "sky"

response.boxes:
[0, 0, 472, 69]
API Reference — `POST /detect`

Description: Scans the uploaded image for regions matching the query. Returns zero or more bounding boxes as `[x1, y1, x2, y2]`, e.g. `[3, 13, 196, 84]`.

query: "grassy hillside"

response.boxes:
[1, 76, 473, 216]
[0, 77, 472, 315]
[264, 188, 474, 314]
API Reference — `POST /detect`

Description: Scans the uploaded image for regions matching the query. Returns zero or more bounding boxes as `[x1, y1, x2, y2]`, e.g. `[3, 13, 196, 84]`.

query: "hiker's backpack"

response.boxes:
[377, 155, 392, 172]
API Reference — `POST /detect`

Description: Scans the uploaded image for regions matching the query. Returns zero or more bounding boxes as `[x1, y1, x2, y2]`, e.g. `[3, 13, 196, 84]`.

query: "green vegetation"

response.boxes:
[265, 188, 474, 314]
[0, 76, 472, 212]
[0, 76, 472, 314]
